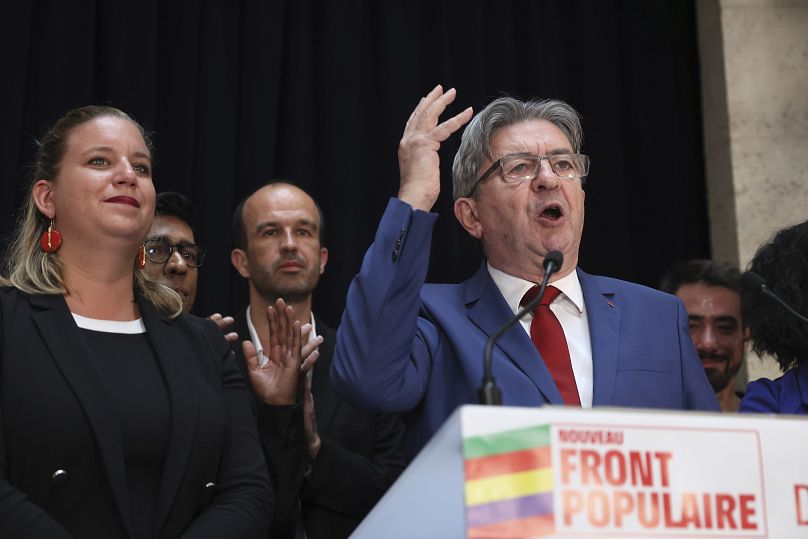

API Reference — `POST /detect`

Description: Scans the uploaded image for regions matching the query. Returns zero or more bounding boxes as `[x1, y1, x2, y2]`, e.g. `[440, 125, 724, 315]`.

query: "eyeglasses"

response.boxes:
[144, 237, 206, 268]
[477, 153, 590, 186]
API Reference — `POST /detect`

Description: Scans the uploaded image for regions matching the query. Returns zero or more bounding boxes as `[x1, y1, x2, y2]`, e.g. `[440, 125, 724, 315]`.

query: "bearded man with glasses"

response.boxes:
[331, 86, 719, 458]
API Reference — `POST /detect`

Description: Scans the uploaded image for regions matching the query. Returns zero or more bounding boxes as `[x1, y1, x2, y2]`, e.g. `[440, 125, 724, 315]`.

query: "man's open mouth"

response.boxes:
[540, 204, 564, 221]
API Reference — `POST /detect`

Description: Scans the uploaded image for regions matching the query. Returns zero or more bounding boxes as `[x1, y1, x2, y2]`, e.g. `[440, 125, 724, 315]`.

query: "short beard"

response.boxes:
[705, 358, 743, 393]
[249, 264, 319, 305]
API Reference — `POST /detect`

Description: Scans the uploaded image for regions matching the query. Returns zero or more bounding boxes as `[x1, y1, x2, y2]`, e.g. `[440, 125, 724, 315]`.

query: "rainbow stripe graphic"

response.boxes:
[464, 424, 555, 538]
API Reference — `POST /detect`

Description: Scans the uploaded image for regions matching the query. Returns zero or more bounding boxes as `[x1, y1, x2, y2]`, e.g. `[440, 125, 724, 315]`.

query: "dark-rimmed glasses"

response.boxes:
[144, 237, 206, 268]
[477, 153, 590, 186]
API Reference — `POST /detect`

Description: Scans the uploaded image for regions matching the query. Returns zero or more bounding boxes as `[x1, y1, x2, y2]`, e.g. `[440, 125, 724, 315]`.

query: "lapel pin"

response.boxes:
[607, 300, 615, 308]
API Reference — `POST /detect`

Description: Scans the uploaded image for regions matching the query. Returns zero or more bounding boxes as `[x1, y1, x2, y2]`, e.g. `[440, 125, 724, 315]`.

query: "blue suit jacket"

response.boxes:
[740, 362, 808, 415]
[331, 199, 719, 457]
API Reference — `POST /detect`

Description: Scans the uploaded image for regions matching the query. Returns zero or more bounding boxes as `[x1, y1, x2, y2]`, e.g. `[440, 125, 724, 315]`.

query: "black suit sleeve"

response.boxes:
[180, 324, 273, 538]
[0, 292, 74, 538]
[257, 401, 306, 538]
[303, 410, 406, 519]
[229, 316, 308, 538]
[301, 322, 406, 523]
[259, 391, 406, 539]
[234, 317, 406, 538]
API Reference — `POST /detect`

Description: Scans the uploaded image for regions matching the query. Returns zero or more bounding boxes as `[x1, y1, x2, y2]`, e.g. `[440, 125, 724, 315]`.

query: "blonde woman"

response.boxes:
[0, 106, 272, 538]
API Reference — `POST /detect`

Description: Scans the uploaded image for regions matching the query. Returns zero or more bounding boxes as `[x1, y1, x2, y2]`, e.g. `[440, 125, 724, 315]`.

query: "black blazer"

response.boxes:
[232, 313, 406, 539]
[0, 286, 272, 538]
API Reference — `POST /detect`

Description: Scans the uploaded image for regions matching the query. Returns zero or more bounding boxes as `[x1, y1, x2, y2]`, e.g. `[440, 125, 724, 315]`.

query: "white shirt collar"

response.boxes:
[72, 313, 146, 334]
[245, 306, 318, 359]
[487, 262, 585, 315]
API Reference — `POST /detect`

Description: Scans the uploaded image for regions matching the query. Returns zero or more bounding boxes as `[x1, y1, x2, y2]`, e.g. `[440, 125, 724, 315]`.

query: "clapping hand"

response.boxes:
[242, 298, 322, 405]
[208, 312, 238, 343]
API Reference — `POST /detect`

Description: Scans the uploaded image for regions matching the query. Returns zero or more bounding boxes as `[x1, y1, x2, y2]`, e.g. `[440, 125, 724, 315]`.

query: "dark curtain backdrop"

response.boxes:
[0, 0, 709, 327]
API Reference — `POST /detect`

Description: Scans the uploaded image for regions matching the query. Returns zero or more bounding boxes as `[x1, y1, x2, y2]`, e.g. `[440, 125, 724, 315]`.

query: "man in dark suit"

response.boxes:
[229, 182, 406, 538]
[330, 86, 720, 458]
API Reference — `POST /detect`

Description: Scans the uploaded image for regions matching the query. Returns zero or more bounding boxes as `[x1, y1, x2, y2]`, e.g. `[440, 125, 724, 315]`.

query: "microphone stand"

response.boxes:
[742, 271, 808, 325]
[760, 285, 808, 325]
[478, 253, 562, 405]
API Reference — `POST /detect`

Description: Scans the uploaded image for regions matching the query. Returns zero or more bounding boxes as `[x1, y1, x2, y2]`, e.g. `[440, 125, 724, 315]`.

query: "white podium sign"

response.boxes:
[352, 406, 808, 539]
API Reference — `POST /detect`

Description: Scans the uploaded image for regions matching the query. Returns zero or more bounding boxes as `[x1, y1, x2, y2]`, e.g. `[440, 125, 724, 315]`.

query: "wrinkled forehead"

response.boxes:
[488, 120, 574, 159]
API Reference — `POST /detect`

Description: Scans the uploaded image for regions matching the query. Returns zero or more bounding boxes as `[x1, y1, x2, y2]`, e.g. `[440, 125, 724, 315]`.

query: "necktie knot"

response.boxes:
[521, 285, 562, 309]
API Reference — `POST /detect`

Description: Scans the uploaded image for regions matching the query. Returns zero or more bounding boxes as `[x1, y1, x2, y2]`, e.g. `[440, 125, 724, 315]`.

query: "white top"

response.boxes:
[72, 313, 146, 334]
[487, 264, 594, 407]
[246, 306, 318, 369]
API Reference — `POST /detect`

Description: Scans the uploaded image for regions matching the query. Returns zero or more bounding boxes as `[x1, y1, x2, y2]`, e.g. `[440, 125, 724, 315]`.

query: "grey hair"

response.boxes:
[0, 105, 182, 318]
[452, 97, 584, 200]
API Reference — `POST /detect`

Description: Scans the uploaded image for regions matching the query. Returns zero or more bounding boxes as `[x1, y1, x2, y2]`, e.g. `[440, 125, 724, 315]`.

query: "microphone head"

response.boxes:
[543, 251, 564, 271]
[741, 271, 767, 292]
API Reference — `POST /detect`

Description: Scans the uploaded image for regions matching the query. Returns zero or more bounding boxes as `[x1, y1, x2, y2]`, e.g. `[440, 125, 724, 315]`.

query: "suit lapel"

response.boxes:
[464, 264, 563, 404]
[231, 311, 251, 359]
[29, 294, 136, 538]
[230, 313, 252, 383]
[578, 270, 621, 405]
[138, 298, 199, 533]
[311, 320, 340, 434]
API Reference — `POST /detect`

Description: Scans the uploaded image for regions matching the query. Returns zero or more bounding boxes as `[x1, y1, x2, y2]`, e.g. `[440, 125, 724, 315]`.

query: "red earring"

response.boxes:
[39, 219, 62, 253]
[137, 244, 147, 269]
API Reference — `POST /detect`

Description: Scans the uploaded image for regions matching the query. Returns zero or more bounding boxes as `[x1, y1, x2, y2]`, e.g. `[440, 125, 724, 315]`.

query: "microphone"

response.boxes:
[741, 270, 808, 325]
[478, 251, 564, 405]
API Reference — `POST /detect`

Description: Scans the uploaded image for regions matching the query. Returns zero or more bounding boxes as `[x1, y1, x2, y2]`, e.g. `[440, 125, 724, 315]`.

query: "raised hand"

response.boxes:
[397, 85, 473, 212]
[242, 298, 303, 405]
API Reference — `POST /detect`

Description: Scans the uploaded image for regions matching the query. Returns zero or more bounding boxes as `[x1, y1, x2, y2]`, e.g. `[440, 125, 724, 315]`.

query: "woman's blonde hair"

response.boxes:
[0, 105, 182, 318]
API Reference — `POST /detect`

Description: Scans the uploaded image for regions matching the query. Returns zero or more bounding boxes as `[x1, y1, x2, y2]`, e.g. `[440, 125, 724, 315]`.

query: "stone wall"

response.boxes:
[697, 0, 808, 384]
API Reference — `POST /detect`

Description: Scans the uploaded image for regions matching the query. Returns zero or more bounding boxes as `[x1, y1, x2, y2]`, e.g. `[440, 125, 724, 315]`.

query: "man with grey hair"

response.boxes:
[331, 86, 718, 457]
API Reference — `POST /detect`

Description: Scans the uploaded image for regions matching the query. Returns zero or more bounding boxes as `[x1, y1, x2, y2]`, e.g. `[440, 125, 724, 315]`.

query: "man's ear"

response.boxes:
[319, 247, 329, 275]
[230, 248, 251, 279]
[32, 180, 55, 219]
[453, 197, 483, 239]
[742, 326, 751, 354]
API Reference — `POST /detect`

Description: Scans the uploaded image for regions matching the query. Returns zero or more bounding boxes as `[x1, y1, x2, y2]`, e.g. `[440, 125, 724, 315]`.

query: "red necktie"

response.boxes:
[521, 285, 581, 406]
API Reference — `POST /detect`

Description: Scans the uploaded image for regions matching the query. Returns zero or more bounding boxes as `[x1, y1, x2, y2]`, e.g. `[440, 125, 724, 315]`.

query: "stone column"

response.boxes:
[697, 0, 808, 384]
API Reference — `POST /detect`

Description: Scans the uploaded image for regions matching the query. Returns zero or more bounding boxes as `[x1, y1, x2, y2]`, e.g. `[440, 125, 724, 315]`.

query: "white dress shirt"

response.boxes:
[72, 313, 147, 334]
[487, 263, 594, 407]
